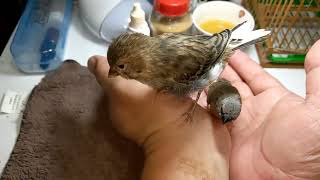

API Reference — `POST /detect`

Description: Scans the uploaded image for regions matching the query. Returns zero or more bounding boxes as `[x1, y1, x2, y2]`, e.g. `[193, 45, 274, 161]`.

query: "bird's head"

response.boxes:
[107, 32, 151, 80]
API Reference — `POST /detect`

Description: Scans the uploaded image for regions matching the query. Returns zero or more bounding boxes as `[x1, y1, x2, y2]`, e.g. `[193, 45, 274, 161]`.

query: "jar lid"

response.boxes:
[155, 0, 189, 17]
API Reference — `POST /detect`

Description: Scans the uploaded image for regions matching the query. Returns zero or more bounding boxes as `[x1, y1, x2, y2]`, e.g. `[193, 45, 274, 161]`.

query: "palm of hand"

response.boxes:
[222, 47, 320, 180]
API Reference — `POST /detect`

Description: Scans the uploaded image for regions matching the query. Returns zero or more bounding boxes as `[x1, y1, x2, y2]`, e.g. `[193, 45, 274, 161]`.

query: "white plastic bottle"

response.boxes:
[128, 2, 150, 36]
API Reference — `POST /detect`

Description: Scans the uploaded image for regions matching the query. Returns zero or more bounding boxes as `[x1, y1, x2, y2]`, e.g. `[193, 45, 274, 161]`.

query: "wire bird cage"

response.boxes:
[244, 0, 320, 68]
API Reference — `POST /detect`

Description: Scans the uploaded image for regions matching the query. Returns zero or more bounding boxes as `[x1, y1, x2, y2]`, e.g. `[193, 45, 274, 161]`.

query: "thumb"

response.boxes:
[305, 40, 320, 104]
[87, 55, 110, 89]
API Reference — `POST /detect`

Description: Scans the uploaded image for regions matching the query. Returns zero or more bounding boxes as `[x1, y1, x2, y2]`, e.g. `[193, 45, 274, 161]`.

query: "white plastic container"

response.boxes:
[79, 0, 152, 42]
[128, 3, 151, 36]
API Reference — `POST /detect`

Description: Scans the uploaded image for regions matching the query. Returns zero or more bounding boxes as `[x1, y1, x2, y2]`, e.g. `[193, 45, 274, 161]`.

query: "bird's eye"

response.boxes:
[118, 64, 125, 69]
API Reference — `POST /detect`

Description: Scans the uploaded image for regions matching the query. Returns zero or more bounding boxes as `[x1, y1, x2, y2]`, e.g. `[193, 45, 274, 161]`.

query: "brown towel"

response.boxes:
[1, 60, 144, 180]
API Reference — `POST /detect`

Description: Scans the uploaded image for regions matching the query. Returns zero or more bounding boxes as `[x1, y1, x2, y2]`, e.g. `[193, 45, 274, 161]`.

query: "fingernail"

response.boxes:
[88, 56, 97, 74]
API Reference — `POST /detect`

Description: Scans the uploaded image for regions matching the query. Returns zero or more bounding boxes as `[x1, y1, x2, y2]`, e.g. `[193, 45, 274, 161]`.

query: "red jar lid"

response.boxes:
[155, 0, 189, 17]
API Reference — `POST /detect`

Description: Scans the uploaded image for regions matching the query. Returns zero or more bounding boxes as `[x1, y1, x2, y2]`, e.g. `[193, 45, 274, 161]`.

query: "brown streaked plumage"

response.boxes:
[107, 21, 270, 122]
[108, 30, 232, 96]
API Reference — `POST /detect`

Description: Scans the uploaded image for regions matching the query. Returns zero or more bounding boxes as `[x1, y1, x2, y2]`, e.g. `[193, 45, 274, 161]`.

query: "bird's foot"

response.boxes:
[182, 90, 202, 123]
[182, 109, 195, 123]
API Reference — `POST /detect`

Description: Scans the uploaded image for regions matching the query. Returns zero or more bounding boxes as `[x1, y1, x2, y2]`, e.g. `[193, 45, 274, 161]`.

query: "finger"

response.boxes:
[218, 67, 253, 134]
[87, 55, 110, 89]
[305, 40, 320, 100]
[220, 65, 242, 82]
[220, 65, 254, 100]
[87, 55, 151, 97]
[229, 50, 286, 95]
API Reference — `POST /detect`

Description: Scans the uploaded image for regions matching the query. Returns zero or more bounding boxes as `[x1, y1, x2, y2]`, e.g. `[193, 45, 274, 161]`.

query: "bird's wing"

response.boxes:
[157, 30, 232, 84]
[185, 30, 232, 82]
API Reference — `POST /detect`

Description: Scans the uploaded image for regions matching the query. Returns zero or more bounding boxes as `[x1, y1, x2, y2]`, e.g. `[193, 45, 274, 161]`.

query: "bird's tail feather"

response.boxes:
[232, 35, 269, 50]
[231, 21, 247, 32]
[229, 29, 271, 50]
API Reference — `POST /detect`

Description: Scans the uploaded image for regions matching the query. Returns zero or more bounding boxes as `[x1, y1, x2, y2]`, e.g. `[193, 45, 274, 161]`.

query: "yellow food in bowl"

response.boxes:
[200, 19, 235, 34]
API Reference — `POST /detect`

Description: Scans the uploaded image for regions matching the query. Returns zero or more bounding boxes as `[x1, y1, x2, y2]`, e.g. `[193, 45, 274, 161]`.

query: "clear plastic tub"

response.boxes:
[10, 0, 73, 73]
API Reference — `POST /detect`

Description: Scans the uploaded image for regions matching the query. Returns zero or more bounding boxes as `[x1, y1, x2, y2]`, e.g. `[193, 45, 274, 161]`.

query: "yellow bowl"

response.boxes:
[192, 1, 255, 35]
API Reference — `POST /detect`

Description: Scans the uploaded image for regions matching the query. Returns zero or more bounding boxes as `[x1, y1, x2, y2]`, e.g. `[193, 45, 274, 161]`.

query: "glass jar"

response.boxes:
[149, 0, 193, 36]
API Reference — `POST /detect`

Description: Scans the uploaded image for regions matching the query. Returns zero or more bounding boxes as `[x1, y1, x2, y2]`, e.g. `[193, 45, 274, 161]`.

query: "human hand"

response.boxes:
[221, 40, 320, 180]
[88, 56, 230, 180]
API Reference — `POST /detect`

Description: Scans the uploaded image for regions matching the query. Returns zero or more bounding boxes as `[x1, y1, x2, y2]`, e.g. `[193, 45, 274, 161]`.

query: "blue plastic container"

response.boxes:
[10, 0, 73, 73]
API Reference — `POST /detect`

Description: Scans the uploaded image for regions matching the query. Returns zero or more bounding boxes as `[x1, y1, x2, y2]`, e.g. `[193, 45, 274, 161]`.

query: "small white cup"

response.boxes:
[192, 1, 255, 36]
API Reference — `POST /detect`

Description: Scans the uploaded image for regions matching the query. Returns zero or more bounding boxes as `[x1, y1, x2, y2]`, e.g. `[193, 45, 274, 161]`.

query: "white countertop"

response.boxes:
[0, 4, 306, 175]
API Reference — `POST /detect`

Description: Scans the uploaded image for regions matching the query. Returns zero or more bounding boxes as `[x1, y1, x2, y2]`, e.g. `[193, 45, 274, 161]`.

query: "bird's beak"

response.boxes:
[108, 68, 119, 78]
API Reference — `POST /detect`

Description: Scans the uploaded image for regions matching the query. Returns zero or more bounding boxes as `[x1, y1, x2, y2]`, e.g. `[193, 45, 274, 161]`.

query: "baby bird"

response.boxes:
[107, 21, 270, 121]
